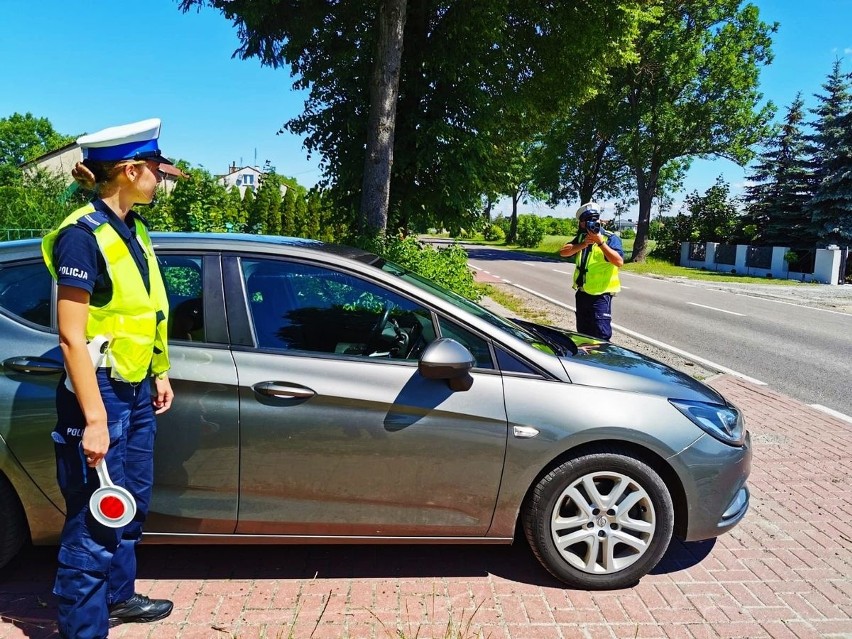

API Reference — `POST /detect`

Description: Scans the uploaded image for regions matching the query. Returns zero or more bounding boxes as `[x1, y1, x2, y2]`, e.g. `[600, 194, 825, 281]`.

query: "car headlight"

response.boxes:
[669, 399, 744, 446]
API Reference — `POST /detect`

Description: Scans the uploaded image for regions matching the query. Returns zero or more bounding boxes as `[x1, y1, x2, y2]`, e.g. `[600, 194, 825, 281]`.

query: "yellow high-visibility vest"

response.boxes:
[42, 204, 170, 382]
[573, 233, 621, 295]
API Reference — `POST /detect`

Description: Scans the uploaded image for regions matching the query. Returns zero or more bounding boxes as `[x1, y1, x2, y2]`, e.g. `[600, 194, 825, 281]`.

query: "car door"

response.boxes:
[0, 257, 66, 513]
[146, 252, 240, 533]
[0, 251, 240, 535]
[225, 255, 508, 537]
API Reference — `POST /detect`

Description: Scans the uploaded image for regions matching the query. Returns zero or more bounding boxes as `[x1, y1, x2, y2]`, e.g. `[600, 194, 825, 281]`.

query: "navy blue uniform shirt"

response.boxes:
[53, 200, 151, 306]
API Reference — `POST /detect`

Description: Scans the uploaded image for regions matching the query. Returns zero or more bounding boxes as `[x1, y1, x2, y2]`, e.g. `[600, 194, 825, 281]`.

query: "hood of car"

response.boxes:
[558, 341, 725, 404]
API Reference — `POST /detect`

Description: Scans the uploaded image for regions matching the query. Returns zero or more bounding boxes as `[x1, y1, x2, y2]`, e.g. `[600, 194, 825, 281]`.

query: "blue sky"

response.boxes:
[2, 0, 851, 218]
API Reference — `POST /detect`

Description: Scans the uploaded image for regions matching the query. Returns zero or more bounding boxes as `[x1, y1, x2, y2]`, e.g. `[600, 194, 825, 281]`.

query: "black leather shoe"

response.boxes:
[108, 593, 173, 626]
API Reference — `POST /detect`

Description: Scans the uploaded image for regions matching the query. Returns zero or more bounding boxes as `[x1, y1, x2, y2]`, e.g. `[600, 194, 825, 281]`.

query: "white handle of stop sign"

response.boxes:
[89, 459, 137, 528]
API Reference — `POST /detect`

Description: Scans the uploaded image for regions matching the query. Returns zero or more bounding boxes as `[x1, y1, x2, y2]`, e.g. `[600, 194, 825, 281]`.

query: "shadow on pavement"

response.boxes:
[463, 246, 562, 263]
[0, 536, 716, 637]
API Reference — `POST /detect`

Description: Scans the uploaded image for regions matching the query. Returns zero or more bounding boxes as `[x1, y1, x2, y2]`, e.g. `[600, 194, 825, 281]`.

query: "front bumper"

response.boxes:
[672, 430, 752, 541]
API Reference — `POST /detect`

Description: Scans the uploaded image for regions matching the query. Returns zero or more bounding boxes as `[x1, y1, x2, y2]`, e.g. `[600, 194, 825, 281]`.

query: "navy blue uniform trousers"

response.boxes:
[575, 290, 614, 340]
[52, 369, 156, 639]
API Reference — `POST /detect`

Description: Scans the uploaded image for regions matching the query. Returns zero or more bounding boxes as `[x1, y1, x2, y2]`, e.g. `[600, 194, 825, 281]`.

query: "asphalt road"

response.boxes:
[457, 243, 852, 418]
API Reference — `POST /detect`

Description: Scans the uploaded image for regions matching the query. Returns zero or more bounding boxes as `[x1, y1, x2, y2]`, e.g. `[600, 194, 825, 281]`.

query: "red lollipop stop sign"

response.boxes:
[89, 460, 136, 528]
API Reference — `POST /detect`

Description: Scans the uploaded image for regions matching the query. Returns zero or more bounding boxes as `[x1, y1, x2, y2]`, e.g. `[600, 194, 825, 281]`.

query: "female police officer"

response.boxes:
[41, 119, 175, 638]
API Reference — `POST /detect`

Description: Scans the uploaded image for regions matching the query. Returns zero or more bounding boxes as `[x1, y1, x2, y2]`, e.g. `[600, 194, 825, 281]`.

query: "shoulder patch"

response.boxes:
[75, 211, 110, 233]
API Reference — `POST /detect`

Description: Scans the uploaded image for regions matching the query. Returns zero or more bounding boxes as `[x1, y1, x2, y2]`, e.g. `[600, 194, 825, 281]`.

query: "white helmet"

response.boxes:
[575, 202, 602, 220]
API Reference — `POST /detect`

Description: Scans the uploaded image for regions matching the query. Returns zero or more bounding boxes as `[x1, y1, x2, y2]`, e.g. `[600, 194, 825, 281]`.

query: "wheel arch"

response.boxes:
[0, 468, 31, 570]
[517, 439, 689, 540]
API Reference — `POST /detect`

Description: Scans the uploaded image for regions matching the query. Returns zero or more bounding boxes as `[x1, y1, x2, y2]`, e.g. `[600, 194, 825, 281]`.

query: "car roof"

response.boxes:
[0, 233, 380, 266]
[150, 232, 379, 264]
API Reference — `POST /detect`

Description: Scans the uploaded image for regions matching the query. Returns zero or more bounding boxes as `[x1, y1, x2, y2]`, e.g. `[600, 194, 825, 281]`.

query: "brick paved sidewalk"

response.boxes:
[1, 375, 850, 639]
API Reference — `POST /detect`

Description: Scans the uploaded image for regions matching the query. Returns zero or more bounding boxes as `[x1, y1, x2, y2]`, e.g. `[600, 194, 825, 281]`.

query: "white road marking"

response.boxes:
[809, 404, 852, 424]
[552, 269, 573, 275]
[731, 293, 852, 317]
[687, 302, 745, 317]
[470, 265, 482, 271]
[507, 282, 766, 386]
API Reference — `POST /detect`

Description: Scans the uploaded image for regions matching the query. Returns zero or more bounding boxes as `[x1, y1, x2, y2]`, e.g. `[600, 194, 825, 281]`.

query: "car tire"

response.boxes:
[0, 473, 28, 571]
[522, 448, 674, 590]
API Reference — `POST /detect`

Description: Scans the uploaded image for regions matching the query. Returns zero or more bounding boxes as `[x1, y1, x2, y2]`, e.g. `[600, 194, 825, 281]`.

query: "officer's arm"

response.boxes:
[559, 235, 591, 258]
[57, 286, 108, 448]
[599, 240, 624, 267]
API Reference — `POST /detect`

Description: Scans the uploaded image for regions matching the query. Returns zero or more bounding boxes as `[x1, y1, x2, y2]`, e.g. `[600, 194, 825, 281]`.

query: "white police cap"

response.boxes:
[77, 118, 173, 165]
[575, 201, 602, 220]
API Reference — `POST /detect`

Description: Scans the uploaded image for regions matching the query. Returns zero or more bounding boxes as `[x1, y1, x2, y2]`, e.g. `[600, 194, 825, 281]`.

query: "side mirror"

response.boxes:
[418, 338, 475, 391]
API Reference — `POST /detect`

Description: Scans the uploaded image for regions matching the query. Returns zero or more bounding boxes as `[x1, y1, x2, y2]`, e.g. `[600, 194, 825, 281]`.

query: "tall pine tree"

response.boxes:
[807, 62, 852, 245]
[743, 94, 813, 247]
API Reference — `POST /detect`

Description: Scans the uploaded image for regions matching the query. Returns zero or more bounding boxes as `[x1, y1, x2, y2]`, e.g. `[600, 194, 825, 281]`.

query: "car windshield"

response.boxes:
[377, 259, 557, 355]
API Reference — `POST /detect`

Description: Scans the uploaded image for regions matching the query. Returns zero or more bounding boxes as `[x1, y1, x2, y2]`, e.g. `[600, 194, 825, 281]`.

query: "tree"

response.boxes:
[0, 113, 75, 186]
[179, 1, 647, 235]
[360, 0, 407, 233]
[614, 0, 776, 261]
[743, 94, 814, 246]
[169, 166, 230, 232]
[684, 175, 741, 243]
[807, 61, 852, 245]
[531, 92, 632, 206]
[491, 140, 545, 243]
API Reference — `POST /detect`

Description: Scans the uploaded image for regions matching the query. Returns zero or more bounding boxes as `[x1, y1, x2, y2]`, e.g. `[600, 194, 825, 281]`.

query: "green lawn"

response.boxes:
[458, 234, 814, 286]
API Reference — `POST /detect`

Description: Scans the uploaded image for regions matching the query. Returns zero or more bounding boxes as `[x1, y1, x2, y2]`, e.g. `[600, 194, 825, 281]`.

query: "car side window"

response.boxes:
[0, 261, 52, 328]
[437, 317, 494, 369]
[160, 255, 206, 343]
[242, 259, 436, 360]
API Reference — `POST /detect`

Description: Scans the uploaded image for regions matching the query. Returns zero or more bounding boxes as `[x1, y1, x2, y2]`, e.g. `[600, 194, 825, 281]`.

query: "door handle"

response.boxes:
[3, 357, 64, 375]
[252, 381, 316, 399]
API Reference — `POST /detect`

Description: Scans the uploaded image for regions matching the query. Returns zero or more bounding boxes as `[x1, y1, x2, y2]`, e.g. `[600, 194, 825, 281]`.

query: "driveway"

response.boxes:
[1, 376, 850, 638]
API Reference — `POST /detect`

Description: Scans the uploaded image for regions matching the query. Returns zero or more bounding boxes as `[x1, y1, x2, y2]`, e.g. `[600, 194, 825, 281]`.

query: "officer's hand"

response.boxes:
[153, 376, 174, 415]
[82, 422, 109, 467]
[585, 231, 603, 247]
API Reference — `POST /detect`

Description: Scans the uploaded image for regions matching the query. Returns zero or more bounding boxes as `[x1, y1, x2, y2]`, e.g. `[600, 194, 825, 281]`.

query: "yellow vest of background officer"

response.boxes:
[573, 231, 622, 295]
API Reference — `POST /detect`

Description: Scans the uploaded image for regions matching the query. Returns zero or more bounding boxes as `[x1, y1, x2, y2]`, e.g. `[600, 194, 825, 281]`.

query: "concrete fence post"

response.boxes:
[735, 245, 748, 273]
[705, 242, 717, 270]
[771, 247, 789, 278]
[813, 248, 841, 285]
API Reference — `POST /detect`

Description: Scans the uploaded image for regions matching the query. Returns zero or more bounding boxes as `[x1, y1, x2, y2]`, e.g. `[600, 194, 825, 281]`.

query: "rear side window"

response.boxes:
[160, 255, 206, 343]
[0, 262, 53, 328]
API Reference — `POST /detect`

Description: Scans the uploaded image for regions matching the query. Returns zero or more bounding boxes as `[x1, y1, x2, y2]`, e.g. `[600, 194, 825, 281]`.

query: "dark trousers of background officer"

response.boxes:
[575, 290, 614, 340]
[52, 369, 155, 639]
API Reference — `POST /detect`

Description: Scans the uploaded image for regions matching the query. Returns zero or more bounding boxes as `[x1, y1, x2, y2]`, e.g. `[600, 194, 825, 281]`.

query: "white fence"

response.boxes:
[680, 242, 844, 285]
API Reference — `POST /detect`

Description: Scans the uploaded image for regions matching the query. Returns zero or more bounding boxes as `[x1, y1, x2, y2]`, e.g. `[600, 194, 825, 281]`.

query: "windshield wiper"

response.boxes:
[510, 318, 578, 356]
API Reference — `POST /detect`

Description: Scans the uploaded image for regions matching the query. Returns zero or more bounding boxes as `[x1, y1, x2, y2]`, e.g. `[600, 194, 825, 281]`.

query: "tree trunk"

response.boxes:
[632, 179, 655, 262]
[360, 0, 407, 235]
[508, 189, 520, 243]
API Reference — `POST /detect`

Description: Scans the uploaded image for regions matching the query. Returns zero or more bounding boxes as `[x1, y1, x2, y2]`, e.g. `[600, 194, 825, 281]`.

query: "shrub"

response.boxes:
[482, 224, 505, 241]
[515, 214, 546, 248]
[356, 234, 480, 300]
[620, 228, 636, 239]
[543, 216, 577, 236]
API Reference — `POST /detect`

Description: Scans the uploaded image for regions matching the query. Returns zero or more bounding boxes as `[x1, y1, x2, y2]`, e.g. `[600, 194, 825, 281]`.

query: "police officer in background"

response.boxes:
[41, 119, 175, 638]
[559, 202, 624, 340]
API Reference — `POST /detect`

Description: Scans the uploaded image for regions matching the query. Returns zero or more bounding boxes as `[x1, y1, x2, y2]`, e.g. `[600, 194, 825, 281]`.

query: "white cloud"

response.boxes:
[845, 47, 852, 55]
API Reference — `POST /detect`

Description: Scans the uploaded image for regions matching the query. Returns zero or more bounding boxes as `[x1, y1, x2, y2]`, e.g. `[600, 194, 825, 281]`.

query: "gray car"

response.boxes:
[0, 233, 750, 590]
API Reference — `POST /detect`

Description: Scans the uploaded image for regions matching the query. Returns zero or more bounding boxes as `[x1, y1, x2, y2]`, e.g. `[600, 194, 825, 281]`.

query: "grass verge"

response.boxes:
[458, 234, 815, 286]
